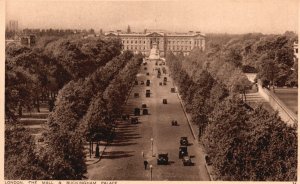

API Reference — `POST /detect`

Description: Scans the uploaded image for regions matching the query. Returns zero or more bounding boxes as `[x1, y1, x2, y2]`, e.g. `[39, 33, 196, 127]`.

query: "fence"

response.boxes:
[257, 80, 297, 126]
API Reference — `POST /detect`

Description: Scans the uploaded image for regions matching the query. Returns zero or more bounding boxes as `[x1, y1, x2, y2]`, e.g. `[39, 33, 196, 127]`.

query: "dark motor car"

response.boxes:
[134, 108, 140, 116]
[163, 99, 167, 104]
[179, 146, 188, 159]
[205, 154, 212, 165]
[131, 117, 138, 124]
[180, 137, 188, 146]
[182, 156, 193, 166]
[146, 80, 150, 86]
[146, 92, 150, 98]
[134, 93, 139, 98]
[142, 108, 148, 115]
[157, 153, 168, 165]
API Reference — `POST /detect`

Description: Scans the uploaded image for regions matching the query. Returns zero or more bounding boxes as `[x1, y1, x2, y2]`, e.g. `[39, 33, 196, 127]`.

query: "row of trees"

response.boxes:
[5, 35, 143, 179]
[5, 37, 122, 120]
[166, 45, 297, 180]
[166, 51, 229, 139]
[208, 32, 298, 87]
[42, 51, 142, 179]
[5, 28, 92, 39]
[204, 99, 297, 181]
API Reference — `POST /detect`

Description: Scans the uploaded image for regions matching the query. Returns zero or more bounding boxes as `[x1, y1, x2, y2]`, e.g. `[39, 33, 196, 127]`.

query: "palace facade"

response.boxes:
[105, 31, 205, 57]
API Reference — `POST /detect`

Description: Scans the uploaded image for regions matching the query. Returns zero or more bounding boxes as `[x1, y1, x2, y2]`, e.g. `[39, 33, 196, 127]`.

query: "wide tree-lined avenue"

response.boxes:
[86, 59, 210, 180]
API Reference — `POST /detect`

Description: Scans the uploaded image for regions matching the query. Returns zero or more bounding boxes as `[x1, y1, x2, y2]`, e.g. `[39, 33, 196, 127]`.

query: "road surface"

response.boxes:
[86, 59, 210, 181]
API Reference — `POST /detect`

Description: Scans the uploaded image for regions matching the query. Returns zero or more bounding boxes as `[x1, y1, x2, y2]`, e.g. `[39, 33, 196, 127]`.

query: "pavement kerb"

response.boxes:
[205, 163, 214, 181]
[173, 85, 197, 141]
[173, 84, 215, 181]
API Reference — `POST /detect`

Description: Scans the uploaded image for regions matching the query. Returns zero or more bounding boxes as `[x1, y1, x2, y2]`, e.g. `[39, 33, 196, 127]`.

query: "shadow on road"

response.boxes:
[101, 150, 134, 159]
[168, 161, 175, 165]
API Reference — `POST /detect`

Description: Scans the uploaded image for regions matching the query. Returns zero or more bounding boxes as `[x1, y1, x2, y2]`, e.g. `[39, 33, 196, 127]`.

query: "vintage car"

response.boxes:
[205, 154, 212, 166]
[134, 108, 140, 116]
[142, 108, 148, 115]
[163, 99, 167, 104]
[146, 92, 150, 97]
[180, 137, 188, 146]
[134, 93, 139, 98]
[182, 156, 193, 166]
[157, 153, 169, 165]
[179, 146, 188, 159]
[130, 117, 138, 124]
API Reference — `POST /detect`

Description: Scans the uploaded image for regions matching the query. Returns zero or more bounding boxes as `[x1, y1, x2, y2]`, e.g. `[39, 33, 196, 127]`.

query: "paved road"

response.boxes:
[86, 59, 210, 181]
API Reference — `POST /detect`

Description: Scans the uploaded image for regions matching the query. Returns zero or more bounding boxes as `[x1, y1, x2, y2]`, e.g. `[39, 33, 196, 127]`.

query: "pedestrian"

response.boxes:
[144, 160, 148, 170]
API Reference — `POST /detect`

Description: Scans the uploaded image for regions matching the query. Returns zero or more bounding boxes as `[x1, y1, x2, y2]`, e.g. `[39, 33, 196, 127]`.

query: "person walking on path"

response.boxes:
[144, 160, 148, 170]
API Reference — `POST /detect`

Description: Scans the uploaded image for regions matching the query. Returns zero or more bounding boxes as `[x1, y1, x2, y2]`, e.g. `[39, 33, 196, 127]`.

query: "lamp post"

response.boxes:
[150, 165, 153, 181]
[150, 138, 154, 157]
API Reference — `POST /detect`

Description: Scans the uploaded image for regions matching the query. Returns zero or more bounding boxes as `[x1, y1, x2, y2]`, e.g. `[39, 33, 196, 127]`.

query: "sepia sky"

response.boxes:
[5, 0, 299, 34]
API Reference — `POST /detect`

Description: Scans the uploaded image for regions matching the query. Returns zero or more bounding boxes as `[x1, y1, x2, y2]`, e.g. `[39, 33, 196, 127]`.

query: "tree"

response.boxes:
[259, 58, 279, 89]
[203, 99, 297, 181]
[5, 125, 48, 179]
[232, 76, 252, 102]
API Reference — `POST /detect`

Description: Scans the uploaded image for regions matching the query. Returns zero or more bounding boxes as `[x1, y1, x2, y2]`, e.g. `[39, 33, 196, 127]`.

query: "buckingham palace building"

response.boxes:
[105, 30, 205, 57]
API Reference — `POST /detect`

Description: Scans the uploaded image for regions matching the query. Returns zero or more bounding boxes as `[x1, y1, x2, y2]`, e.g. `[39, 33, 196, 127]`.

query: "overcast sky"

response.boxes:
[5, 0, 299, 34]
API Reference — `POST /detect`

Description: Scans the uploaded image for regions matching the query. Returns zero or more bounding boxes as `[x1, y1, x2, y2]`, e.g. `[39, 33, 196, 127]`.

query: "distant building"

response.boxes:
[105, 30, 205, 57]
[20, 35, 36, 47]
[7, 20, 18, 32]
